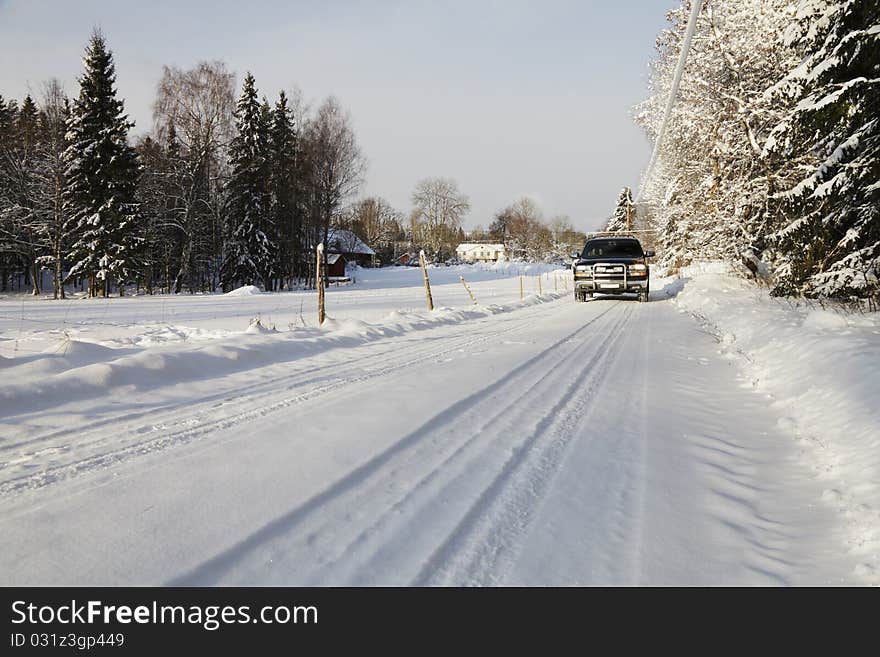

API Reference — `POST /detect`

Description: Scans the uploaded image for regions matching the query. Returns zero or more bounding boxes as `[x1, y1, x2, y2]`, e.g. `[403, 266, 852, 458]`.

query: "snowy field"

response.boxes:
[0, 262, 562, 357]
[0, 262, 877, 585]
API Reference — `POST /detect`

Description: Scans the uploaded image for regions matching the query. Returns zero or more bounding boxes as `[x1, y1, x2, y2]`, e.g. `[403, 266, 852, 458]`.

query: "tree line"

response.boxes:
[636, 0, 878, 301]
[469, 197, 588, 261]
[0, 32, 512, 297]
[0, 32, 372, 296]
[0, 31, 606, 299]
[339, 185, 589, 265]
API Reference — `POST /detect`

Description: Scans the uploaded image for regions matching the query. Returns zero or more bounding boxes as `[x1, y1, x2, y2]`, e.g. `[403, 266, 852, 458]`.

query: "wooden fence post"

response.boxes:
[419, 250, 434, 311]
[519, 275, 524, 300]
[460, 276, 477, 305]
[554, 273, 558, 292]
[538, 275, 542, 296]
[316, 243, 325, 325]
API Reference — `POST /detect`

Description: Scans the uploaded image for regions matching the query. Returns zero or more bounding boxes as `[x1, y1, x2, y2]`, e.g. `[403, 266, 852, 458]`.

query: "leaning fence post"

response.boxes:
[419, 250, 434, 311]
[316, 243, 326, 325]
[460, 276, 477, 305]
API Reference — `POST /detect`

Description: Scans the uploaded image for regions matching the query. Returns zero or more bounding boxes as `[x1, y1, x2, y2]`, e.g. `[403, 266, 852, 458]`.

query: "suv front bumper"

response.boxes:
[574, 277, 648, 294]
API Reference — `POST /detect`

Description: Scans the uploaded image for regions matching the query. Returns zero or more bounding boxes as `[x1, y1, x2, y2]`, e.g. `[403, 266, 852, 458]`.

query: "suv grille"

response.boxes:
[593, 264, 624, 275]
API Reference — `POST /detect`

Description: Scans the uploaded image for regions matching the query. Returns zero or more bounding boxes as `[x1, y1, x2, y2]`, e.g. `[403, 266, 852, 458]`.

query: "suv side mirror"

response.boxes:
[570, 252, 579, 259]
[644, 250, 655, 258]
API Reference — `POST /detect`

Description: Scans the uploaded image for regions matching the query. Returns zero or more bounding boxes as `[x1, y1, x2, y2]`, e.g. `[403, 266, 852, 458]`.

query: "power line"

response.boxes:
[635, 0, 705, 204]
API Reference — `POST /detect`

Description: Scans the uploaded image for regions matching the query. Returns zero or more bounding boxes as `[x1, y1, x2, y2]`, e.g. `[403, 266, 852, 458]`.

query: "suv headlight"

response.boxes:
[575, 265, 592, 274]
[628, 264, 647, 276]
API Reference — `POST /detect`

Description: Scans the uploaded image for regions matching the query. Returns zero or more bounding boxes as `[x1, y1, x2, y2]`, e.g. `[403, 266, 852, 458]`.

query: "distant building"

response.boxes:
[326, 253, 349, 279]
[326, 229, 377, 267]
[455, 243, 506, 263]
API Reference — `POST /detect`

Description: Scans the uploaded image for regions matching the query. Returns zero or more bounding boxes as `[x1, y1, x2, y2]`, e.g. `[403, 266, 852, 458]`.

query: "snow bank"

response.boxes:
[672, 270, 880, 572]
[0, 290, 566, 419]
[42, 338, 116, 361]
[224, 285, 262, 296]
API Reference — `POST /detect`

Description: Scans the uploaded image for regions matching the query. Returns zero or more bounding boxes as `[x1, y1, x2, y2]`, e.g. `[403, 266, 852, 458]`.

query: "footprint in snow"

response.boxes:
[821, 489, 843, 504]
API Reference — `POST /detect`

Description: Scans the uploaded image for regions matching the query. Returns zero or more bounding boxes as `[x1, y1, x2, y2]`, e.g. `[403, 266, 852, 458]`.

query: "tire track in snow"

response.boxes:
[0, 298, 574, 496]
[289, 305, 633, 585]
[1, 302, 565, 456]
[1, 296, 574, 458]
[168, 302, 627, 585]
[410, 306, 632, 585]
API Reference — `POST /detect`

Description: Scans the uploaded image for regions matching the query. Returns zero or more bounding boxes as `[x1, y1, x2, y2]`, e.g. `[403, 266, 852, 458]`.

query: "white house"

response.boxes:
[455, 243, 506, 263]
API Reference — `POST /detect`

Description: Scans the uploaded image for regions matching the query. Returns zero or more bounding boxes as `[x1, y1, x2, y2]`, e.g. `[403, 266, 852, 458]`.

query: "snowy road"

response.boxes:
[0, 275, 866, 586]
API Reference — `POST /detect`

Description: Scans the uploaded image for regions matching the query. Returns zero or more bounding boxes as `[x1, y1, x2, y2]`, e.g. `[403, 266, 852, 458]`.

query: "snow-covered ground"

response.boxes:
[671, 264, 880, 581]
[0, 261, 561, 356]
[0, 263, 876, 585]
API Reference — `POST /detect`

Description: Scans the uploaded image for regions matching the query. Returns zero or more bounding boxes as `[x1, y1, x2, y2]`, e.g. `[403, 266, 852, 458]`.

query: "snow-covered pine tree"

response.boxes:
[17, 95, 39, 148]
[0, 96, 16, 201]
[766, 0, 880, 300]
[63, 31, 141, 297]
[133, 135, 166, 296]
[269, 90, 299, 290]
[0, 96, 20, 291]
[605, 187, 633, 233]
[258, 98, 275, 287]
[0, 94, 47, 295]
[220, 73, 273, 291]
[0, 95, 14, 136]
[0, 95, 10, 221]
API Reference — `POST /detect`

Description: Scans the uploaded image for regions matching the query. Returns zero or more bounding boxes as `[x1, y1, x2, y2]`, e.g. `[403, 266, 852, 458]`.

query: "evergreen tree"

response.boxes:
[258, 98, 275, 287]
[63, 31, 141, 297]
[17, 96, 39, 148]
[134, 135, 167, 295]
[605, 187, 633, 233]
[0, 95, 44, 294]
[221, 73, 273, 290]
[767, 0, 880, 299]
[268, 90, 299, 289]
[0, 96, 12, 237]
[0, 95, 15, 138]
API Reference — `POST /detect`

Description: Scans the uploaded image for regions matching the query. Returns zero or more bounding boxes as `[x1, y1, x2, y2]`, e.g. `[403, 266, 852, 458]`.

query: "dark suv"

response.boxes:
[571, 237, 654, 302]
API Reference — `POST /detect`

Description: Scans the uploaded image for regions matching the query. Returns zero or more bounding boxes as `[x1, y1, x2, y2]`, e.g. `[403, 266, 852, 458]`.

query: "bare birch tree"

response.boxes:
[302, 97, 365, 253]
[410, 177, 470, 258]
[152, 61, 235, 292]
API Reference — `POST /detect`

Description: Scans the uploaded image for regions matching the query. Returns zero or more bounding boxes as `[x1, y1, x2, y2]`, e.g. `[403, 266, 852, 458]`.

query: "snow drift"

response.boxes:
[224, 285, 262, 297]
[0, 289, 565, 419]
[672, 269, 880, 575]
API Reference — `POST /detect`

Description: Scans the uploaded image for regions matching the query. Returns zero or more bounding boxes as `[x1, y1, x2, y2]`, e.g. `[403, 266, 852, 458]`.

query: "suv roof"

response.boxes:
[579, 237, 645, 260]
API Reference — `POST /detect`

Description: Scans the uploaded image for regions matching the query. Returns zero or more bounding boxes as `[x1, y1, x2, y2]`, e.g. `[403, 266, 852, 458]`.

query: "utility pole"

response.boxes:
[625, 186, 634, 233]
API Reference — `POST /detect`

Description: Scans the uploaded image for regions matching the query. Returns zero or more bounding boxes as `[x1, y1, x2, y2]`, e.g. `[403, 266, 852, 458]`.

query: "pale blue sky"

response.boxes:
[0, 0, 674, 230]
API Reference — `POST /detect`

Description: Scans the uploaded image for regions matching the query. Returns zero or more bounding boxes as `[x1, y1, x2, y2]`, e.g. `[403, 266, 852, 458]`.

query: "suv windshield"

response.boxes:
[580, 239, 643, 259]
